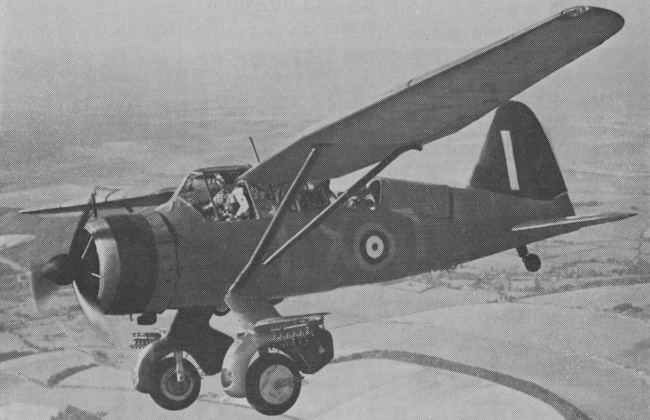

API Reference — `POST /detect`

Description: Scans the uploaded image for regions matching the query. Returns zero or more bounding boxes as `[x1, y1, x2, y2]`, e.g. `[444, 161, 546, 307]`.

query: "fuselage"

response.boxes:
[156, 179, 574, 308]
[77, 175, 577, 316]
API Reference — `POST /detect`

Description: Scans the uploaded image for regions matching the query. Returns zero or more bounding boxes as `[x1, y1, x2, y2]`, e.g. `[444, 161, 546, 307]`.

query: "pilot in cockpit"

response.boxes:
[225, 181, 251, 220]
[300, 180, 334, 210]
[209, 173, 232, 220]
[348, 186, 376, 210]
[211, 173, 226, 203]
[319, 179, 336, 203]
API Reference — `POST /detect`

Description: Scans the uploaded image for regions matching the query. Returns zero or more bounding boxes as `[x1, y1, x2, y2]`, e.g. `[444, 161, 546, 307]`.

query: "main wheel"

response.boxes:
[150, 357, 201, 411]
[524, 253, 541, 273]
[246, 353, 302, 416]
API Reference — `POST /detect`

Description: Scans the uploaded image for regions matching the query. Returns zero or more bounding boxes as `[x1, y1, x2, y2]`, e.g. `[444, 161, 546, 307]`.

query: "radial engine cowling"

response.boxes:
[75, 212, 177, 315]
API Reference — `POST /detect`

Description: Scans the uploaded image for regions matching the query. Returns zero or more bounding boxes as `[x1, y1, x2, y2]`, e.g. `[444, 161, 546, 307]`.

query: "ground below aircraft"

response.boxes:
[19, 6, 634, 416]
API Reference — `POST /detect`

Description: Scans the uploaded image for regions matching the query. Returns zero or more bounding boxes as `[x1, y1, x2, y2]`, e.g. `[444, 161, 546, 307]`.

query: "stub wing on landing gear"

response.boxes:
[221, 293, 334, 415]
[253, 312, 330, 337]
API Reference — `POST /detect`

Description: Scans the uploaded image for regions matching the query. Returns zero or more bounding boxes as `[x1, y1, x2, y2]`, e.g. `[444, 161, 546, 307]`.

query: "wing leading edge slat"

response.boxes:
[240, 7, 624, 187]
[19, 187, 175, 215]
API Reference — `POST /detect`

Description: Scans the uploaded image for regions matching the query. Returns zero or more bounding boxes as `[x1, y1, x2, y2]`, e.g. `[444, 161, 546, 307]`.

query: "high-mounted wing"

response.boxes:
[240, 7, 624, 188]
[19, 186, 175, 215]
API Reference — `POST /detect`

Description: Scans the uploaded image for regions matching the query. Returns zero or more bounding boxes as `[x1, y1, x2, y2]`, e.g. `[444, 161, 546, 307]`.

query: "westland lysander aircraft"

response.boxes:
[21, 6, 633, 416]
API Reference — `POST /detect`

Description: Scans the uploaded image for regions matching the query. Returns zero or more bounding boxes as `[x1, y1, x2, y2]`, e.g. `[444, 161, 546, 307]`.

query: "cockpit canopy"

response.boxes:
[174, 165, 253, 220]
[172, 164, 387, 221]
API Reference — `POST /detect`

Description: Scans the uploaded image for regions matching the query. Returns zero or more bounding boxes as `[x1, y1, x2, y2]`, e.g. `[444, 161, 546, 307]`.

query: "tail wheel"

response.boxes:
[246, 353, 302, 416]
[524, 253, 541, 272]
[213, 306, 230, 316]
[150, 357, 201, 411]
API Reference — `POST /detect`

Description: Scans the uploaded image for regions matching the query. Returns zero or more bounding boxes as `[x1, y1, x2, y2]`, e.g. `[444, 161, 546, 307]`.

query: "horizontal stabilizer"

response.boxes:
[512, 212, 636, 233]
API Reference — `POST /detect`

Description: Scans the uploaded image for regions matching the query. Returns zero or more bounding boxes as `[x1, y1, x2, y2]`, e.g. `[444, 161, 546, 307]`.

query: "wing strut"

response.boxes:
[229, 146, 323, 292]
[263, 143, 421, 267]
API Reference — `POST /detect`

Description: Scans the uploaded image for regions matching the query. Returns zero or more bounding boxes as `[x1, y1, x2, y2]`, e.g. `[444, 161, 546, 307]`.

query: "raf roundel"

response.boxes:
[354, 223, 396, 272]
[361, 232, 388, 263]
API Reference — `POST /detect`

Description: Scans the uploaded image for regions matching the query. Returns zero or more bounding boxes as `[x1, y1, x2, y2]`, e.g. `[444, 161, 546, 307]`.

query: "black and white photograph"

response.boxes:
[0, 1, 648, 419]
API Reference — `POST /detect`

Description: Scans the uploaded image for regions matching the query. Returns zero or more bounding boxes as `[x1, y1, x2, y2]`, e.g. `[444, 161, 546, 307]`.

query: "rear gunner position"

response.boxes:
[23, 7, 633, 416]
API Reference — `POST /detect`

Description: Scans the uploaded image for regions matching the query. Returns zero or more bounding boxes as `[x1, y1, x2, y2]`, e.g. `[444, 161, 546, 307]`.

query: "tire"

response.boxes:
[214, 306, 230, 316]
[246, 353, 302, 416]
[150, 357, 201, 411]
[524, 253, 541, 273]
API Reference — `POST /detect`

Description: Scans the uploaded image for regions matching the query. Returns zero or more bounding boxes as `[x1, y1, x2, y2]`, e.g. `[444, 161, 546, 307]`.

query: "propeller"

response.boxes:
[73, 282, 119, 347]
[29, 191, 118, 346]
[29, 261, 60, 313]
[30, 194, 94, 310]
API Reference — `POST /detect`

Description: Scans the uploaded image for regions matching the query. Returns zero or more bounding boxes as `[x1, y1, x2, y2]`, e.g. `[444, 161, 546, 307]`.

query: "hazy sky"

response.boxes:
[0, 0, 647, 194]
[2, 0, 647, 50]
[1, 0, 647, 115]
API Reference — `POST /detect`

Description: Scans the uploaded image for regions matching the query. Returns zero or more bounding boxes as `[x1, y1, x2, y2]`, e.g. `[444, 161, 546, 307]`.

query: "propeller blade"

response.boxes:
[29, 261, 63, 313]
[73, 282, 119, 348]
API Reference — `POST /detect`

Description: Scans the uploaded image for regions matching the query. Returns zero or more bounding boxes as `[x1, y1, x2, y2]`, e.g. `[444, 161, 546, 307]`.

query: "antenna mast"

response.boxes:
[248, 137, 261, 164]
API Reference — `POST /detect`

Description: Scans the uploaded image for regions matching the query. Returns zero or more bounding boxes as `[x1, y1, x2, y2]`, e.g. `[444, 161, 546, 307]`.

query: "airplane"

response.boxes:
[19, 6, 634, 416]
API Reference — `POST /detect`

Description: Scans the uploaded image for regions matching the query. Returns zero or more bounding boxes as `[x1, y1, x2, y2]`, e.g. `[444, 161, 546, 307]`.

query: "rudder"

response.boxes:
[469, 101, 567, 201]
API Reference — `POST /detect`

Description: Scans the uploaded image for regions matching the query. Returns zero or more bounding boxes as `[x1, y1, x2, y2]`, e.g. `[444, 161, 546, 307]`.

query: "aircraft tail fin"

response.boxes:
[469, 101, 568, 202]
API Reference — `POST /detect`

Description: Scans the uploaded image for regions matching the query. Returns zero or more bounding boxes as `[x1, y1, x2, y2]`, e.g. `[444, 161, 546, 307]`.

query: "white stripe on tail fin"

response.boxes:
[500, 130, 520, 190]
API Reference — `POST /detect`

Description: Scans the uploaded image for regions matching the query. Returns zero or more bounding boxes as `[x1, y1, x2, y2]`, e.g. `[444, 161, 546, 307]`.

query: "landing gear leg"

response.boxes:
[175, 350, 186, 382]
[517, 245, 541, 273]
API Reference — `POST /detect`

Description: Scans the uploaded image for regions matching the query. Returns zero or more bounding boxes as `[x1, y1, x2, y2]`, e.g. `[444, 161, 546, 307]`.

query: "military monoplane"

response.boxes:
[21, 6, 633, 416]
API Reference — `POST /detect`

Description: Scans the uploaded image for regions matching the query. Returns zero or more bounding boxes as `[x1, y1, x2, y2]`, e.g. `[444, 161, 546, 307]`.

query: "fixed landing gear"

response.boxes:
[221, 314, 333, 416]
[245, 352, 302, 416]
[150, 352, 201, 410]
[133, 307, 234, 411]
[517, 245, 541, 273]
